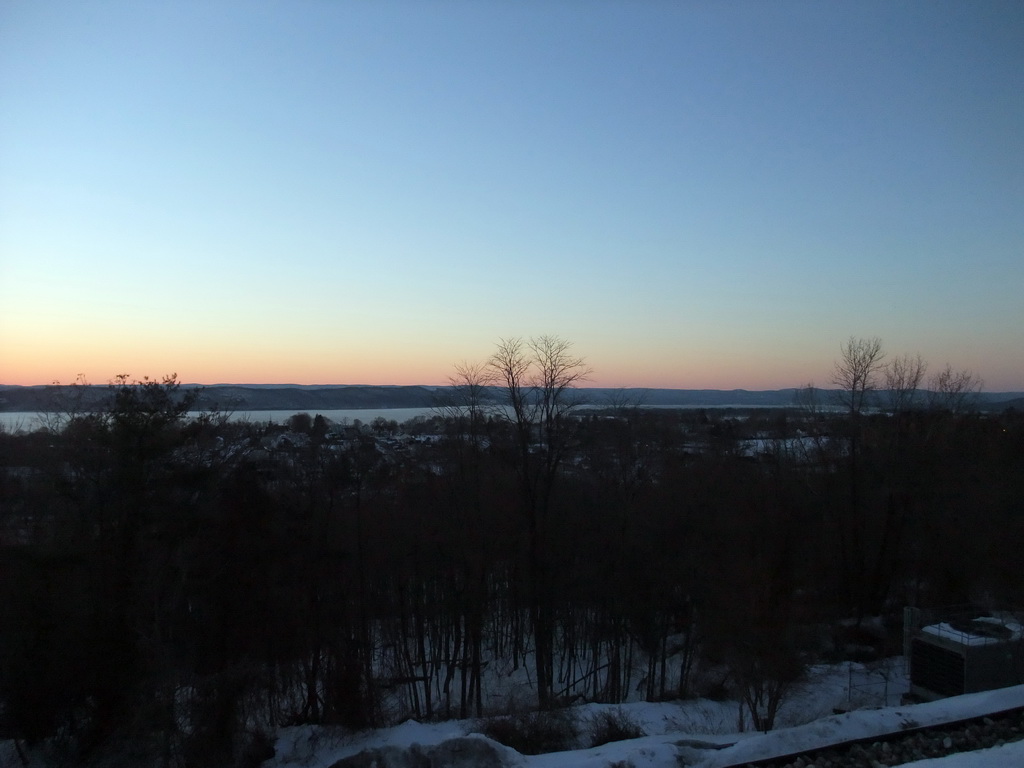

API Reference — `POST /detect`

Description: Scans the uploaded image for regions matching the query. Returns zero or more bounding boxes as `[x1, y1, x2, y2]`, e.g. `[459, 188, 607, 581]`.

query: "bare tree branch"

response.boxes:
[832, 336, 885, 415]
[927, 364, 983, 413]
[884, 353, 927, 414]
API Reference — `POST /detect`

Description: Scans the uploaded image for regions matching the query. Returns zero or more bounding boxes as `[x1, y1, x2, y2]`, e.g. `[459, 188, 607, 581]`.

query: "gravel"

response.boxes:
[750, 709, 1024, 768]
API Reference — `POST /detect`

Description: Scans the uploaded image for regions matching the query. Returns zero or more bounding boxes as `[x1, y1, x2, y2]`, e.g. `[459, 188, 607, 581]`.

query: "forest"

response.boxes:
[1, 337, 1022, 767]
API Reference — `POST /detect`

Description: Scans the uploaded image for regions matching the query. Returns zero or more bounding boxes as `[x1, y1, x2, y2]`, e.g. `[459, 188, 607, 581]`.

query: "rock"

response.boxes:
[327, 737, 512, 768]
[327, 744, 430, 768]
[428, 737, 510, 768]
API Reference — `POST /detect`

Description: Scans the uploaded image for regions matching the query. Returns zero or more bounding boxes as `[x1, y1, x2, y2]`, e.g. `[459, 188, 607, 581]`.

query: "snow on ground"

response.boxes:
[696, 683, 1024, 767]
[264, 657, 1024, 768]
[2, 659, 1018, 767]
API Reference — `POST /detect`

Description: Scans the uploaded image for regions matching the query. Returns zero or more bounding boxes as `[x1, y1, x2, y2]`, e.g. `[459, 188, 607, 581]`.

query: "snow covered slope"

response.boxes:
[265, 662, 1024, 768]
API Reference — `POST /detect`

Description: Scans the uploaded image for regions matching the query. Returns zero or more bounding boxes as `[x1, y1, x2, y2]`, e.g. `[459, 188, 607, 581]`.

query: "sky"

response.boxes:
[1, 1, 1022, 391]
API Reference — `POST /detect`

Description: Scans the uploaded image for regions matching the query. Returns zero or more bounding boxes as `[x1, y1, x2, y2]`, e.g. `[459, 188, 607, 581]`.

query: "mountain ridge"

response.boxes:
[1, 384, 1022, 413]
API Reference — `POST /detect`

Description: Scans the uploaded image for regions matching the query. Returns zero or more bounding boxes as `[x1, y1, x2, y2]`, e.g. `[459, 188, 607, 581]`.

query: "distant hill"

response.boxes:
[1, 384, 1022, 413]
[0, 384, 440, 413]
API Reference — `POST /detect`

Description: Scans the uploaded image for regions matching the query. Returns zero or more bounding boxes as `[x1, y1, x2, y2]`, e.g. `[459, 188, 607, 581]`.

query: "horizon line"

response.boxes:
[3, 382, 1024, 396]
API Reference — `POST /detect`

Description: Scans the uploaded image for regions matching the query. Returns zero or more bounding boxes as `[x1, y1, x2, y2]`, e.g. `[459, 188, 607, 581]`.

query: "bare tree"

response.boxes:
[39, 373, 96, 433]
[792, 383, 832, 464]
[486, 335, 590, 708]
[451, 360, 491, 408]
[867, 353, 929, 621]
[885, 353, 927, 414]
[927, 364, 983, 413]
[831, 338, 885, 619]
[832, 336, 885, 416]
[487, 336, 591, 507]
[440, 361, 492, 438]
[488, 338, 532, 429]
[529, 334, 592, 429]
[733, 635, 803, 733]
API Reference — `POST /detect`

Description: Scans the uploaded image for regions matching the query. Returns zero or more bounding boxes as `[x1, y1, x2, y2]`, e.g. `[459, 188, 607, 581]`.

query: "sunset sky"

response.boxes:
[2, 1, 1022, 391]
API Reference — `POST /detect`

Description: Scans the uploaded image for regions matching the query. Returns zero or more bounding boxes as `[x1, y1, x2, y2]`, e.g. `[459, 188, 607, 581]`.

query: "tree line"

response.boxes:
[0, 338, 1021, 766]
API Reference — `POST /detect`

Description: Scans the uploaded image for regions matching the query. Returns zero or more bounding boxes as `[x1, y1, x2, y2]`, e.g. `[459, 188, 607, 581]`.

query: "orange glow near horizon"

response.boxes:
[0, 351, 872, 393]
[4, 331, 1022, 393]
[0, 329, 826, 390]
[3, 320, 1020, 392]
[5, 361, 1022, 392]
[3, 353, 829, 391]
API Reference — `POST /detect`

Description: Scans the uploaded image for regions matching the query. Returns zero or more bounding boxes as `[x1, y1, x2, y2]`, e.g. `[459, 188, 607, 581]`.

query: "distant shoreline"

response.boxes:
[0, 383, 1021, 414]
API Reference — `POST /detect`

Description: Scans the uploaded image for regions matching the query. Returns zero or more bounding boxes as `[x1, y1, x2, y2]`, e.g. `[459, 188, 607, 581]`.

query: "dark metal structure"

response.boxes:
[906, 608, 1024, 701]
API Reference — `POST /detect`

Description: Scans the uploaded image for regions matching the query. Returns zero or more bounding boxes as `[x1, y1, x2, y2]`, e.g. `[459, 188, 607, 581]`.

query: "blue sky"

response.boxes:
[1, 1, 1022, 389]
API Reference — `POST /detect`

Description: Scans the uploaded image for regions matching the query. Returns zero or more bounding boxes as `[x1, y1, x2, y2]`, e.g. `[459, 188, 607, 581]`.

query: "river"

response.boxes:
[0, 407, 442, 433]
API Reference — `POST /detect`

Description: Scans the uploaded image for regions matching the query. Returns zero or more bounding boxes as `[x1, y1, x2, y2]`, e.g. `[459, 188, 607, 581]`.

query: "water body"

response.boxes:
[0, 407, 442, 433]
[0, 402, 799, 433]
[223, 407, 439, 425]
